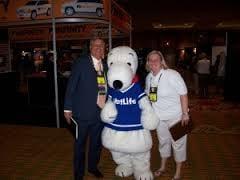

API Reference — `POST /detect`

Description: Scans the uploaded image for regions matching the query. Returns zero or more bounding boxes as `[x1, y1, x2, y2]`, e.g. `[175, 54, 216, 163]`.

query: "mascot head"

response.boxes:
[107, 46, 138, 91]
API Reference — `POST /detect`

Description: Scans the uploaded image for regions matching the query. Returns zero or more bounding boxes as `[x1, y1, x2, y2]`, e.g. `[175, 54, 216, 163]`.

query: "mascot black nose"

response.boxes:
[113, 80, 123, 89]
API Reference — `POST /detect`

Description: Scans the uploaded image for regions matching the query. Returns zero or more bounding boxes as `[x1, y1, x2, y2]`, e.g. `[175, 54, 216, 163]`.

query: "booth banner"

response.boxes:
[0, 0, 109, 23]
[111, 0, 131, 34]
[9, 27, 50, 42]
[53, 24, 108, 40]
[9, 24, 120, 41]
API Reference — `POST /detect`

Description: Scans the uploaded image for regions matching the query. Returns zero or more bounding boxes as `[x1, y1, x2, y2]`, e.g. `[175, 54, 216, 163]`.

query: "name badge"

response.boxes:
[149, 87, 157, 102]
[97, 73, 106, 95]
[97, 75, 106, 84]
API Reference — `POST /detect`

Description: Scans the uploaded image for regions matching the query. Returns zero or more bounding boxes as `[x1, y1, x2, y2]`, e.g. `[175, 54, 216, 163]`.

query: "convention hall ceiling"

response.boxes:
[117, 0, 240, 32]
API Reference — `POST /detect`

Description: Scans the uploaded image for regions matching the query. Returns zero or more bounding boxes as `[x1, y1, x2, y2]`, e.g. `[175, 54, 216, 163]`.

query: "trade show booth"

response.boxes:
[0, 0, 132, 127]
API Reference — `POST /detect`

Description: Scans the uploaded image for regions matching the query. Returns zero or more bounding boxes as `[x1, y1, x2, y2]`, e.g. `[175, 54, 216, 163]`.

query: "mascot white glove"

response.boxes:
[139, 96, 159, 130]
[101, 99, 117, 123]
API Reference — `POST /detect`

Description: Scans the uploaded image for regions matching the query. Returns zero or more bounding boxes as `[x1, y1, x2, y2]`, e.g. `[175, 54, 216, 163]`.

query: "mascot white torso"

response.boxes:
[101, 46, 159, 180]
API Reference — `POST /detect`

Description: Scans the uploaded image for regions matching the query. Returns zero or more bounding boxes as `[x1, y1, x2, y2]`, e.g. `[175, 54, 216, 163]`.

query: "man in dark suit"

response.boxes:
[64, 37, 107, 180]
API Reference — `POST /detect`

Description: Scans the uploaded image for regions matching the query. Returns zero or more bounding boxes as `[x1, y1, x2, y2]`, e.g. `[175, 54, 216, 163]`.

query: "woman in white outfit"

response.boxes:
[145, 50, 190, 180]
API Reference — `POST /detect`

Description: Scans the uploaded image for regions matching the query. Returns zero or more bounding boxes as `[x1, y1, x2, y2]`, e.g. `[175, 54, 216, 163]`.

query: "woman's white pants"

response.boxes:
[156, 119, 187, 162]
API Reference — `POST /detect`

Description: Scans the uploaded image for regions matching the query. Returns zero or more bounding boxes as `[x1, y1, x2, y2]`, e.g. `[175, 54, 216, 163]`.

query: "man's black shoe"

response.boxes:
[88, 169, 103, 178]
[74, 175, 83, 180]
[78, 176, 83, 180]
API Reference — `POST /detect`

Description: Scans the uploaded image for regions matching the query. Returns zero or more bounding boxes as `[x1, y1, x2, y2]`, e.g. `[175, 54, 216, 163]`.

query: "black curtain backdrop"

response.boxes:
[0, 29, 8, 41]
[224, 31, 240, 102]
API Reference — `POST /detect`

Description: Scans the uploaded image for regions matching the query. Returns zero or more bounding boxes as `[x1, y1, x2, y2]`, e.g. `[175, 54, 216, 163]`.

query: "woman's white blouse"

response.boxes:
[145, 69, 187, 120]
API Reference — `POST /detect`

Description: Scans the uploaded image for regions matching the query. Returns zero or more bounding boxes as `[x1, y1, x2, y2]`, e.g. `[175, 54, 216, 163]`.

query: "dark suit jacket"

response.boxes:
[64, 55, 108, 122]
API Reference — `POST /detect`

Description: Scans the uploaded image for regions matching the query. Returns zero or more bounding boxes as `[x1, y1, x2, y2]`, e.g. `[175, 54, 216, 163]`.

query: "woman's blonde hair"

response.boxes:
[146, 50, 169, 70]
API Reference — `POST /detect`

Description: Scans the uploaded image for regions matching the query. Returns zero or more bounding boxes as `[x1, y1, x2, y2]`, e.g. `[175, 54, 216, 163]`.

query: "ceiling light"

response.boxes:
[216, 21, 240, 28]
[152, 22, 195, 29]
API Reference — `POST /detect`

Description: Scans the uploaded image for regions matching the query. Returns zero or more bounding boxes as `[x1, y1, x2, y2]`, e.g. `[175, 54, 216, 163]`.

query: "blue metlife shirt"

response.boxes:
[105, 82, 146, 131]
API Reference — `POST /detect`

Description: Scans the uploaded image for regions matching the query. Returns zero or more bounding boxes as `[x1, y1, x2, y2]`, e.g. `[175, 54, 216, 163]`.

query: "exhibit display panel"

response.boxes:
[0, 0, 132, 128]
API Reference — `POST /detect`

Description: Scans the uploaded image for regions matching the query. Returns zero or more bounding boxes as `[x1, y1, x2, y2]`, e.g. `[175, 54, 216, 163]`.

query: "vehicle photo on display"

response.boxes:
[61, 0, 104, 17]
[16, 0, 51, 20]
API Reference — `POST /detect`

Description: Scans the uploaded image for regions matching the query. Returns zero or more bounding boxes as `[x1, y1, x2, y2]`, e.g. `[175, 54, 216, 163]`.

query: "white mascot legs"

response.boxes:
[111, 151, 153, 180]
[111, 151, 134, 177]
[132, 151, 153, 180]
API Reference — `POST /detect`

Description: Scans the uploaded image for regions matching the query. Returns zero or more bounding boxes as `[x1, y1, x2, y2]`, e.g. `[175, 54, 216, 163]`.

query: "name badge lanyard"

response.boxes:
[149, 73, 162, 102]
[96, 64, 107, 95]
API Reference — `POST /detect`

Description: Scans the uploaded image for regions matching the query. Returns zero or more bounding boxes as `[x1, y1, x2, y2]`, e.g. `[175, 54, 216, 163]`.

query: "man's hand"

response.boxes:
[64, 111, 72, 124]
[97, 95, 106, 109]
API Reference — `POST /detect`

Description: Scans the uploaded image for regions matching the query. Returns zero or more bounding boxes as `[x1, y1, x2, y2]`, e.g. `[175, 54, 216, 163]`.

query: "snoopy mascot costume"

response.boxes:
[101, 46, 159, 180]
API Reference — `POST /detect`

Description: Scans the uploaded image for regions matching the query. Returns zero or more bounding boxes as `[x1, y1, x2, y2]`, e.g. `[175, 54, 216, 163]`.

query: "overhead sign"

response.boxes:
[0, 0, 109, 23]
[9, 24, 122, 41]
[1, 0, 131, 38]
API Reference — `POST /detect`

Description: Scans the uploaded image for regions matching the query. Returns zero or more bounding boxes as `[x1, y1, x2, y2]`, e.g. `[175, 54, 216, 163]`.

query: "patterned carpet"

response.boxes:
[0, 97, 240, 180]
[190, 96, 240, 135]
[0, 126, 240, 179]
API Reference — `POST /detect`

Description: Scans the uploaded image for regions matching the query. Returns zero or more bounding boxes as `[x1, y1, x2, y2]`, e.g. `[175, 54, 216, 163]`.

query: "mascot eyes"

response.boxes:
[127, 62, 131, 66]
